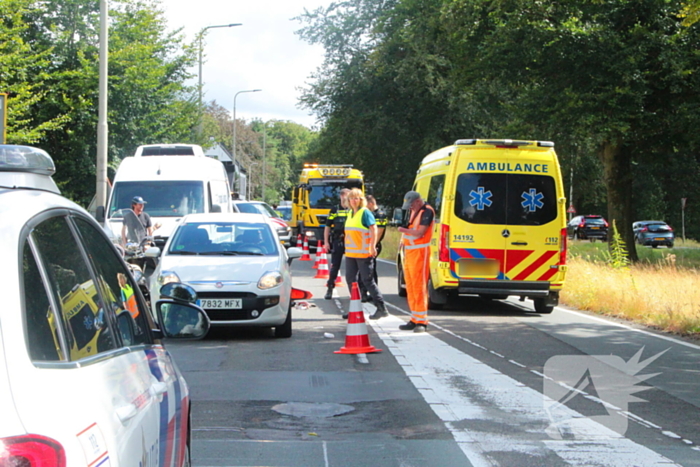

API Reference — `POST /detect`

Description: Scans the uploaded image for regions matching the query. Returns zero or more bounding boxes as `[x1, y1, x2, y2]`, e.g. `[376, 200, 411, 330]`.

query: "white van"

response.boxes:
[104, 151, 233, 248]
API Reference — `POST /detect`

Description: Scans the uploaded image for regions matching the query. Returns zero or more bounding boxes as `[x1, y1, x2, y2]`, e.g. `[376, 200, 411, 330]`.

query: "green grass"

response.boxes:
[569, 238, 700, 270]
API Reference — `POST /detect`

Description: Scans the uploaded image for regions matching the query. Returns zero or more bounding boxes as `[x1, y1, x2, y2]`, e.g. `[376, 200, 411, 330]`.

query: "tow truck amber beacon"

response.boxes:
[290, 163, 364, 245]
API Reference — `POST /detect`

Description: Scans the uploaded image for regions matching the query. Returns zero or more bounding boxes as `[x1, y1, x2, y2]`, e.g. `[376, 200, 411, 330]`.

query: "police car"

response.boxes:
[0, 145, 209, 466]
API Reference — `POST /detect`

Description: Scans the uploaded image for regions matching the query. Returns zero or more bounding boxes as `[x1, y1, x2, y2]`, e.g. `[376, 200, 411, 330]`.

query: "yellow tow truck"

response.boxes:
[290, 163, 364, 246]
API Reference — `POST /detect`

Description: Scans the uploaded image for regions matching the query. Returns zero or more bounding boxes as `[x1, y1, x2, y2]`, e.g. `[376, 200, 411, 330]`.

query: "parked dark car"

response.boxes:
[567, 215, 609, 241]
[633, 220, 674, 248]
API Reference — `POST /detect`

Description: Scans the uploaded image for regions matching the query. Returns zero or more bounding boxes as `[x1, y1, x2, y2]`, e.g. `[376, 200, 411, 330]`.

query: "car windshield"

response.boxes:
[108, 180, 204, 218]
[168, 222, 278, 256]
[276, 207, 292, 221]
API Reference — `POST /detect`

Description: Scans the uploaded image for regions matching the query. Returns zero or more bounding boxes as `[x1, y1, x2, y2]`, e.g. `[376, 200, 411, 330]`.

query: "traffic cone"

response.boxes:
[300, 235, 312, 261]
[296, 233, 302, 247]
[313, 240, 323, 269]
[314, 249, 330, 279]
[335, 283, 382, 354]
[335, 267, 344, 287]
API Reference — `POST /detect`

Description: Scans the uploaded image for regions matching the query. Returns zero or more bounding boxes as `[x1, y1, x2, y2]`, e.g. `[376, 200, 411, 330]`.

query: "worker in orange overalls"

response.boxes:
[397, 191, 435, 332]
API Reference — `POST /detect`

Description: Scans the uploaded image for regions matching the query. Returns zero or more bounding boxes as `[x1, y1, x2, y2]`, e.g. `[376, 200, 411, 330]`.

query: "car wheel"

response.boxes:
[275, 305, 292, 338]
[397, 260, 407, 298]
[533, 297, 554, 314]
[668, 243, 674, 248]
[573, 231, 579, 241]
[652, 244, 658, 249]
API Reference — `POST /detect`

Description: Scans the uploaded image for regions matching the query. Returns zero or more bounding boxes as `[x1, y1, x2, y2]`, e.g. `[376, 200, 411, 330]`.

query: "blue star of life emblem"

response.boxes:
[469, 187, 493, 210]
[522, 188, 544, 212]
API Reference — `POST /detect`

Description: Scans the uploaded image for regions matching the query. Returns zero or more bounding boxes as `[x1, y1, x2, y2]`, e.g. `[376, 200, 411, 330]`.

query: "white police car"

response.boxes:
[0, 145, 209, 466]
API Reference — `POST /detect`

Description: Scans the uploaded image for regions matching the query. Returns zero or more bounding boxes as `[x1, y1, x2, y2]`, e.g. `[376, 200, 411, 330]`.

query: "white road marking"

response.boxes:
[364, 311, 681, 466]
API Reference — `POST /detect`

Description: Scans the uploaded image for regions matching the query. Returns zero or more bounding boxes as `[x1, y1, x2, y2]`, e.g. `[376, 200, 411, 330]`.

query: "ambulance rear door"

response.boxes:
[500, 147, 562, 286]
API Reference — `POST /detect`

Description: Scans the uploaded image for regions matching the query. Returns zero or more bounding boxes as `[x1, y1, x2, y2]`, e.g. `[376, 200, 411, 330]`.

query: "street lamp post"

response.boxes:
[248, 162, 258, 200]
[232, 89, 261, 193]
[197, 23, 241, 136]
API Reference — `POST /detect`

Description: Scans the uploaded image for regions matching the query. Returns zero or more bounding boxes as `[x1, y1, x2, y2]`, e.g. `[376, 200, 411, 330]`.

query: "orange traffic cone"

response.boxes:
[300, 235, 312, 261]
[335, 267, 344, 287]
[313, 240, 323, 269]
[335, 283, 382, 354]
[314, 249, 330, 279]
[296, 233, 302, 247]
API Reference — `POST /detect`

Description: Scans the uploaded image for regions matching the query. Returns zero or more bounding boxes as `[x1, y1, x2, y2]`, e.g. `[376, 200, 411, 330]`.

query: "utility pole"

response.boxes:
[96, 0, 109, 220]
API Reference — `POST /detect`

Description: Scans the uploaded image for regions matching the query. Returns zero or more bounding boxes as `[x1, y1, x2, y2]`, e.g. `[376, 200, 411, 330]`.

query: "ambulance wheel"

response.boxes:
[427, 279, 447, 310]
[275, 305, 292, 338]
[397, 261, 407, 297]
[533, 298, 554, 314]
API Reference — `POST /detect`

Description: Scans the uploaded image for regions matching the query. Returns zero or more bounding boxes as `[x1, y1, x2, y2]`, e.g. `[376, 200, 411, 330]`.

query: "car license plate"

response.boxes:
[590, 226, 599, 230]
[654, 237, 665, 241]
[197, 298, 242, 309]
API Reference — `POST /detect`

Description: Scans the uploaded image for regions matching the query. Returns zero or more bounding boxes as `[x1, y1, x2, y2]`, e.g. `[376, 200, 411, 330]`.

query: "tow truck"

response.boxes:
[290, 163, 364, 246]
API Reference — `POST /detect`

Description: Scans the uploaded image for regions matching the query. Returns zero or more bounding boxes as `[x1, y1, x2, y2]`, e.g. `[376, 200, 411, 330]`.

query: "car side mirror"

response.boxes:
[156, 301, 210, 339]
[286, 247, 303, 265]
[96, 205, 105, 223]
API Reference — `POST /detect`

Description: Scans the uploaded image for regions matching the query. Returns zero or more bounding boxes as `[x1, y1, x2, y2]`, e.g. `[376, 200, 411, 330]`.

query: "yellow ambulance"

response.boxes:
[398, 139, 568, 313]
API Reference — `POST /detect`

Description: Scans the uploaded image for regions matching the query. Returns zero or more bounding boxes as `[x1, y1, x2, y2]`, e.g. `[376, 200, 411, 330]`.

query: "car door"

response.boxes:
[12, 210, 186, 465]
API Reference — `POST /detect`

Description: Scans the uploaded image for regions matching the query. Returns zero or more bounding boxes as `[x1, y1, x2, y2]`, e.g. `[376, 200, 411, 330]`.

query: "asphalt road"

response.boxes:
[166, 255, 700, 467]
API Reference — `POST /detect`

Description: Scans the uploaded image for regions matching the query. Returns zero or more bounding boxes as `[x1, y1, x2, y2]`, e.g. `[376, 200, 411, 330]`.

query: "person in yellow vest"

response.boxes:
[344, 188, 388, 319]
[397, 191, 435, 332]
[117, 273, 140, 319]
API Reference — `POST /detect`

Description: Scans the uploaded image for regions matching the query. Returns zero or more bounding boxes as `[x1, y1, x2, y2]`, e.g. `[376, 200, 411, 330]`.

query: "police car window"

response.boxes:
[26, 216, 117, 361]
[427, 175, 445, 222]
[74, 217, 149, 346]
[22, 242, 60, 361]
[454, 173, 557, 226]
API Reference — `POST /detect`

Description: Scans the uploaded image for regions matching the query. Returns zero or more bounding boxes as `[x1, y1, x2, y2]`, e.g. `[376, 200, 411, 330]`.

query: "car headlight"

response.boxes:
[158, 270, 181, 286]
[258, 271, 283, 290]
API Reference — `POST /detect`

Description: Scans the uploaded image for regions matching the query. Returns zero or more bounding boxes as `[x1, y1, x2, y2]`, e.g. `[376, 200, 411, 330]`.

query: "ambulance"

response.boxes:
[398, 139, 568, 313]
[290, 163, 364, 245]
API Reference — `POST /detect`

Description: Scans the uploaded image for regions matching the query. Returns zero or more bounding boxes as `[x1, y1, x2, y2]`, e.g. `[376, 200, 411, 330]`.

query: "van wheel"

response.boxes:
[275, 306, 292, 338]
[397, 260, 407, 297]
[427, 279, 447, 310]
[533, 298, 554, 314]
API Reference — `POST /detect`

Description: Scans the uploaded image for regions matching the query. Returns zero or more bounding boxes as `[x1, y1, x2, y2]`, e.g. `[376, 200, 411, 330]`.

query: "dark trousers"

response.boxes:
[346, 256, 384, 306]
[359, 243, 382, 297]
[326, 238, 345, 288]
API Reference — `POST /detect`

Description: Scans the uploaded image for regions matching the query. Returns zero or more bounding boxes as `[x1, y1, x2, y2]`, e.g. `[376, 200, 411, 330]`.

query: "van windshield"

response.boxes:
[454, 173, 557, 226]
[108, 181, 204, 218]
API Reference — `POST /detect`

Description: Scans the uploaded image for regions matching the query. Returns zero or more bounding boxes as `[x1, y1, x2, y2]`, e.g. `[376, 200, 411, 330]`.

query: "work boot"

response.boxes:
[399, 321, 417, 331]
[413, 324, 428, 333]
[369, 302, 388, 320]
[324, 286, 334, 300]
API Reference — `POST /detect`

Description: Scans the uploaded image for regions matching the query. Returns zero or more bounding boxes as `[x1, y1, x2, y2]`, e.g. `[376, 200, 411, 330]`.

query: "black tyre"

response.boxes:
[668, 243, 674, 248]
[397, 260, 407, 297]
[427, 279, 445, 310]
[533, 298, 554, 314]
[652, 244, 658, 249]
[275, 306, 292, 338]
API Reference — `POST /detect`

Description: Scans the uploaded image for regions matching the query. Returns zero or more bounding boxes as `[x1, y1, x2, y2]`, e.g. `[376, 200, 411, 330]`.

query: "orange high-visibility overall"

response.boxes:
[401, 204, 434, 325]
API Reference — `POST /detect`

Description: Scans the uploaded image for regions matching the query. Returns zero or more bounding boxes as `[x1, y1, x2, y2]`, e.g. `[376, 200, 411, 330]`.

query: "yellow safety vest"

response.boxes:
[345, 207, 372, 258]
[121, 284, 140, 319]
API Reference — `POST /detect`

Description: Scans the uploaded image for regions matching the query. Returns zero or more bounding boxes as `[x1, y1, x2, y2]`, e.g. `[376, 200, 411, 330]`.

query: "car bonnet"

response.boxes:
[160, 254, 283, 284]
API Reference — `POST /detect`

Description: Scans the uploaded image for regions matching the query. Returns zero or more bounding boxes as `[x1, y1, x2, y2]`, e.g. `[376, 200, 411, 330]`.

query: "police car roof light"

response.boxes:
[0, 145, 55, 176]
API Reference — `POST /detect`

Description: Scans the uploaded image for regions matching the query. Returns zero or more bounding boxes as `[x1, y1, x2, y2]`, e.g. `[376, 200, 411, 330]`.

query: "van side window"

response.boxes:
[427, 175, 445, 222]
[454, 173, 557, 226]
